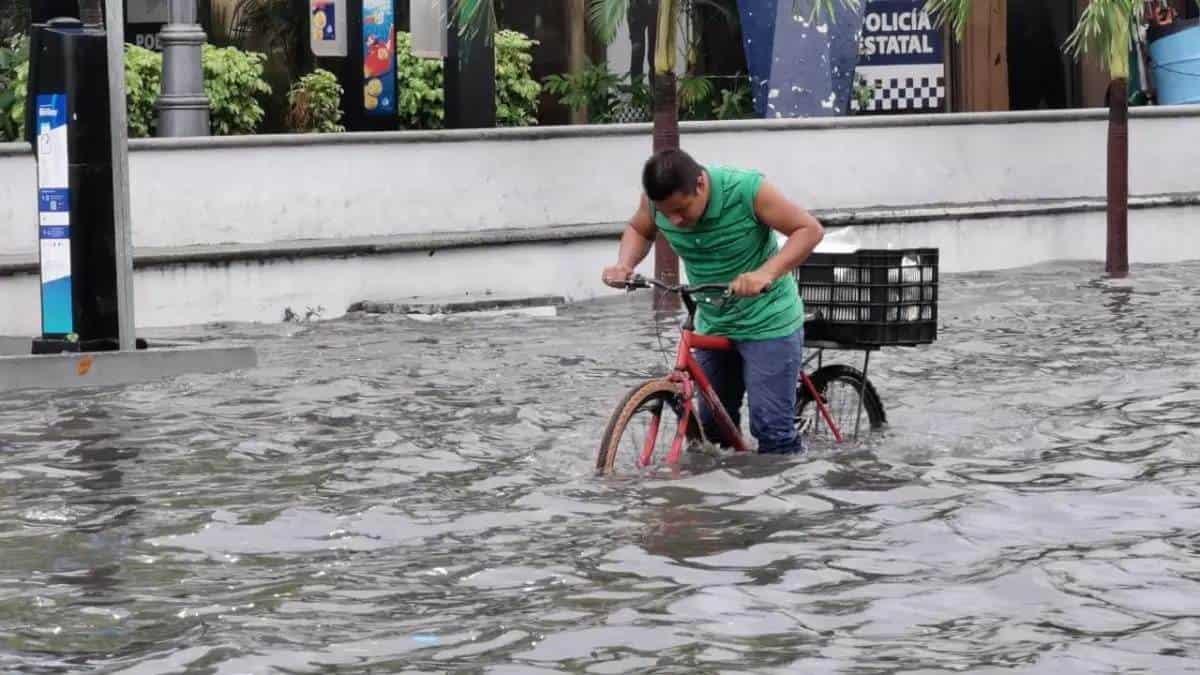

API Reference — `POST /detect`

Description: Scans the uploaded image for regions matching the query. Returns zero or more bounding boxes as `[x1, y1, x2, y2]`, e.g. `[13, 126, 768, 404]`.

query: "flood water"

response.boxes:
[3, 260, 1200, 673]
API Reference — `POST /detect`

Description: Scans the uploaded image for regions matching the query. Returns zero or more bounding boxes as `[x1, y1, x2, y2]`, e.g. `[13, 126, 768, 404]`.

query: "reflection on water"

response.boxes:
[3, 260, 1200, 672]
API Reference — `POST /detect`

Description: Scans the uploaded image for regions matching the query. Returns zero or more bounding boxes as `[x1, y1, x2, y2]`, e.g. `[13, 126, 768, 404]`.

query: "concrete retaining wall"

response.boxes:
[3, 105, 1200, 255]
[3, 199, 1198, 336]
[2, 106, 1199, 335]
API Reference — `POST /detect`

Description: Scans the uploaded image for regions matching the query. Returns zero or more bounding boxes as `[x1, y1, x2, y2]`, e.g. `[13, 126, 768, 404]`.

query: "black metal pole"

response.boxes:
[444, 17, 495, 129]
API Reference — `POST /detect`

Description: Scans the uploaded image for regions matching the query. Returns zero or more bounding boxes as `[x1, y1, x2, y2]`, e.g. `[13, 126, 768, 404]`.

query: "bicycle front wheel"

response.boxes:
[796, 365, 886, 442]
[597, 379, 697, 475]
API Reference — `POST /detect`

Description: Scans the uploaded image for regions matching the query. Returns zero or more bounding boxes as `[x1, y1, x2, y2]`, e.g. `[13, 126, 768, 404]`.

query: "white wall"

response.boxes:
[0, 238, 630, 335]
[0, 148, 34, 257]
[823, 204, 1200, 274]
[3, 109, 1200, 334]
[3, 203, 1200, 336]
[2, 106, 1199, 259]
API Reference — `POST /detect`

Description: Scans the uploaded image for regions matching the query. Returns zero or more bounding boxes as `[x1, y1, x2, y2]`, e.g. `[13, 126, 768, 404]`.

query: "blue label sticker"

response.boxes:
[41, 275, 73, 335]
[36, 96, 68, 128]
[39, 187, 70, 213]
[36, 93, 73, 336]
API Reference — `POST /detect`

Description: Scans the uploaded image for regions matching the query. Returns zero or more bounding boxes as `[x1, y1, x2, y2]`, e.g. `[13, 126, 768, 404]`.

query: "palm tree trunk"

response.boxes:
[567, 0, 589, 124]
[1106, 77, 1128, 278]
[651, 69, 680, 310]
[652, 0, 680, 309]
[652, 70, 678, 152]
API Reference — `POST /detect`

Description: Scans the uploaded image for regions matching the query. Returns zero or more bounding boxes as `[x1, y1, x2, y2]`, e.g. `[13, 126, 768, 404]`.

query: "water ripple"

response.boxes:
[3, 260, 1200, 671]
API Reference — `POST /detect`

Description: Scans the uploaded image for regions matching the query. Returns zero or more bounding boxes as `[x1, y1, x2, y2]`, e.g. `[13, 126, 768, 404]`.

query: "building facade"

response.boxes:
[944, 0, 1198, 112]
[171, 0, 1200, 129]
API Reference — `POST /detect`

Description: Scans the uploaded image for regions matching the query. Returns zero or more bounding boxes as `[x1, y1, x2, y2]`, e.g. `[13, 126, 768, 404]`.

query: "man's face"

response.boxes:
[652, 173, 708, 228]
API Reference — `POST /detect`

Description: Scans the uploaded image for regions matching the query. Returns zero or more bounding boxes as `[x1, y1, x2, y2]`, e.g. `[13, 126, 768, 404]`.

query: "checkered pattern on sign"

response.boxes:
[853, 75, 945, 112]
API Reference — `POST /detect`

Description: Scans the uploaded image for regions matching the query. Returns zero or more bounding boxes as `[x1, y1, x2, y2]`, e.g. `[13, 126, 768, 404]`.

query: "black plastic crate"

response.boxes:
[794, 248, 938, 346]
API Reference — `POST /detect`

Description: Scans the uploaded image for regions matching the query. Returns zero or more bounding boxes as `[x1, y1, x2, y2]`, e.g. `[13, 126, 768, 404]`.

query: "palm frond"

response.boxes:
[1063, 0, 1142, 77]
[792, 0, 861, 23]
[926, 0, 1145, 77]
[678, 74, 714, 108]
[922, 0, 973, 40]
[588, 0, 629, 45]
[452, 0, 497, 42]
[229, 0, 305, 62]
[200, 0, 241, 46]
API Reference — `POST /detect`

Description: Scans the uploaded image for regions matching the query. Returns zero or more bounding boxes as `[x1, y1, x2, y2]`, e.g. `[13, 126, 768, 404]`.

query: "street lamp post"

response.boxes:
[156, 0, 210, 136]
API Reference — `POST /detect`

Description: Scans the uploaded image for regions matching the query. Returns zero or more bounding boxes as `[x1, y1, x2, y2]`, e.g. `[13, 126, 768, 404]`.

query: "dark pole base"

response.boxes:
[32, 337, 148, 355]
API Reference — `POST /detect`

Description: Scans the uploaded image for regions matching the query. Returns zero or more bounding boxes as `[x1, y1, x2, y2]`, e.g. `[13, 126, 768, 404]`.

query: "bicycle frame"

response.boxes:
[655, 329, 751, 466]
[642, 327, 847, 470]
[604, 275, 893, 475]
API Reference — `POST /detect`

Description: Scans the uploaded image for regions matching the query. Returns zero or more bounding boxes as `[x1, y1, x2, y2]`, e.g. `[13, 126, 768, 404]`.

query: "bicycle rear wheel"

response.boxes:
[796, 365, 886, 441]
[597, 379, 698, 475]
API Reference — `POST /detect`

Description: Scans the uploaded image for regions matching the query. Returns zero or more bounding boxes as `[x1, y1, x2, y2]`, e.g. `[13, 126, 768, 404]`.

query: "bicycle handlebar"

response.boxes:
[623, 274, 731, 297]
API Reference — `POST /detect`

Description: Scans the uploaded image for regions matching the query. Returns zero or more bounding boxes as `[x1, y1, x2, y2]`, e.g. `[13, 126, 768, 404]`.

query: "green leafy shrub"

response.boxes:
[286, 68, 344, 133]
[545, 66, 759, 124]
[127, 44, 273, 136]
[2, 42, 271, 139]
[395, 29, 540, 130]
[202, 44, 273, 135]
[4, 31, 535, 138]
[395, 30, 445, 130]
[678, 74, 716, 121]
[494, 29, 540, 127]
[543, 61, 623, 123]
[851, 73, 875, 114]
[716, 80, 754, 120]
[2, 43, 161, 140]
[0, 35, 27, 142]
[125, 45, 163, 138]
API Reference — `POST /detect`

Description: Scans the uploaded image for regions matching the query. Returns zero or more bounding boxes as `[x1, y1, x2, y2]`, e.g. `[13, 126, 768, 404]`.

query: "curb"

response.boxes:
[347, 294, 567, 316]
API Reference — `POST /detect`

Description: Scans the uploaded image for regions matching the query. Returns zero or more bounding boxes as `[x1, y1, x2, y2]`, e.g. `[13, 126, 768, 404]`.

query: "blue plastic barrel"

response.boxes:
[1149, 19, 1200, 105]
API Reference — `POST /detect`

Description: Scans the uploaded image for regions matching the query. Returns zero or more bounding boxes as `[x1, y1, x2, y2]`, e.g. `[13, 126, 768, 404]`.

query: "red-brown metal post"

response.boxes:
[652, 71, 681, 310]
[1107, 77, 1129, 278]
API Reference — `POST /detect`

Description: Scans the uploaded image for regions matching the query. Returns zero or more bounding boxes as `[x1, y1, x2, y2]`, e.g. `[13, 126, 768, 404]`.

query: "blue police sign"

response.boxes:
[853, 0, 946, 113]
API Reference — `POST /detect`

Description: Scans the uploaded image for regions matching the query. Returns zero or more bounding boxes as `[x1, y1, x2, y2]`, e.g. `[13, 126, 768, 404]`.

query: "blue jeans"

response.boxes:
[693, 327, 805, 454]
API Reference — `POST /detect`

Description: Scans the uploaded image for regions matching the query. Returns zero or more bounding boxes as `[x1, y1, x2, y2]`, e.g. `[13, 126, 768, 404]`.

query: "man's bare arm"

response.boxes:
[603, 194, 659, 288]
[729, 181, 824, 296]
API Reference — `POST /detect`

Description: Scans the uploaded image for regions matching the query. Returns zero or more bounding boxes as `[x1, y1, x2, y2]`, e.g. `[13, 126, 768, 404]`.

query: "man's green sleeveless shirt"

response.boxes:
[652, 165, 804, 341]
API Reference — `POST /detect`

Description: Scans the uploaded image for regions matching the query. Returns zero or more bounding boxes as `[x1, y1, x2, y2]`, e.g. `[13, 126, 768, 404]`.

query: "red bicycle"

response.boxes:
[596, 275, 886, 475]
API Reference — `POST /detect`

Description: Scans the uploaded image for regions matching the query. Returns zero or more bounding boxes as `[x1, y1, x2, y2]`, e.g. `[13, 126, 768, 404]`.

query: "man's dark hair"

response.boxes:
[642, 149, 703, 201]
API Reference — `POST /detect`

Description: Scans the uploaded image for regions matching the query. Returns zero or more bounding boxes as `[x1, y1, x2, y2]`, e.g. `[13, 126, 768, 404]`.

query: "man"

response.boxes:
[628, 0, 658, 83]
[601, 149, 825, 455]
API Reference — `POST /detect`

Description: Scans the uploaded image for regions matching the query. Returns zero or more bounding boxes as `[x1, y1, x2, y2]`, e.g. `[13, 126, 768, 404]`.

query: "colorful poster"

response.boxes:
[313, 0, 335, 41]
[362, 0, 396, 116]
[35, 94, 73, 336]
[311, 0, 347, 56]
